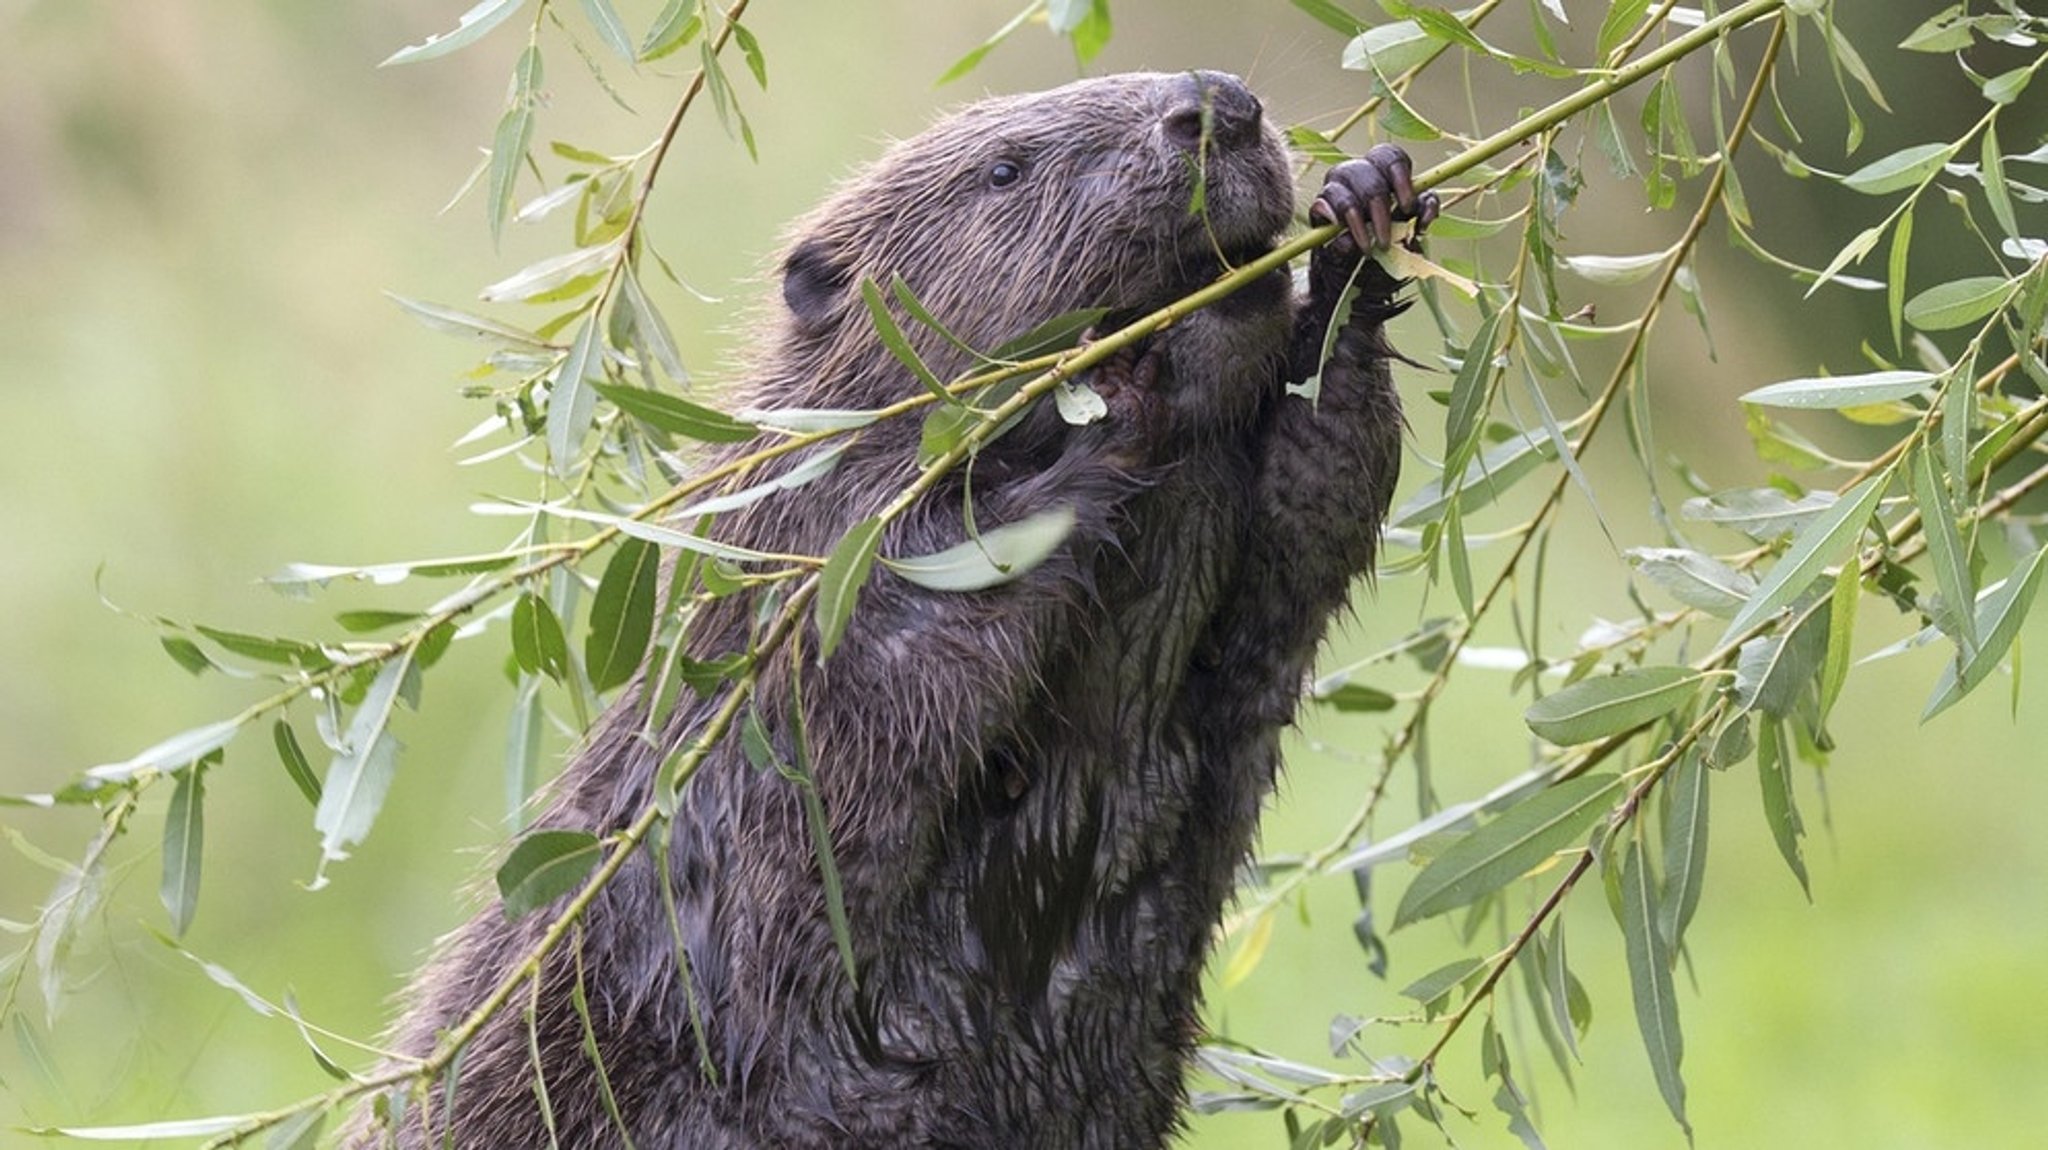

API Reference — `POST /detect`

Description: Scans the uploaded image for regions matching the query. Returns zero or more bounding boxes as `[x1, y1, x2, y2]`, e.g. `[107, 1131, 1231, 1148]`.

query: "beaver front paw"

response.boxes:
[1082, 337, 1169, 465]
[1310, 143, 1439, 254]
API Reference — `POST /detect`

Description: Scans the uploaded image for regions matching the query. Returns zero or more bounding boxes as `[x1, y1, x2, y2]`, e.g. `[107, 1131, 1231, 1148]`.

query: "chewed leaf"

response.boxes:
[381, 0, 529, 67]
[1525, 667, 1704, 745]
[1393, 773, 1620, 928]
[883, 506, 1075, 592]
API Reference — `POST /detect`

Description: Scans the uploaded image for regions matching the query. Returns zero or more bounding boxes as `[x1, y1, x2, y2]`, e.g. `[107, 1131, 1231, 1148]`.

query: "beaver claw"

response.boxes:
[1310, 143, 1439, 251]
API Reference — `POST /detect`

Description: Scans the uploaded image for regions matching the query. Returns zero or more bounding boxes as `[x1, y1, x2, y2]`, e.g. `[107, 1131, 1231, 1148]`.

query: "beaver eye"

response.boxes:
[986, 160, 1024, 189]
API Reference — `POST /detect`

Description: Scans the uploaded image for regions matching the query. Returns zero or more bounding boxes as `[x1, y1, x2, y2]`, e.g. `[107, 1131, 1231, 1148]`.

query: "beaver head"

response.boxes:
[764, 71, 1295, 407]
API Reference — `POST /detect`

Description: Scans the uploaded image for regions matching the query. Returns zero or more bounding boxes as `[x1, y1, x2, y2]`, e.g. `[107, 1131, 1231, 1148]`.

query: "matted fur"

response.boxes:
[347, 71, 1410, 1149]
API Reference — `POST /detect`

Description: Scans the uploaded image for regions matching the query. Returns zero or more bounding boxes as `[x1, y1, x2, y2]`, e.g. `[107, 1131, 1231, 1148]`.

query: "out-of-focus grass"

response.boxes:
[1, 4, 2042, 1147]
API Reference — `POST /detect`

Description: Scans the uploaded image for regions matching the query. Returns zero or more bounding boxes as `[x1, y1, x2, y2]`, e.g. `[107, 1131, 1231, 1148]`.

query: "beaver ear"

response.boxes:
[782, 238, 851, 325]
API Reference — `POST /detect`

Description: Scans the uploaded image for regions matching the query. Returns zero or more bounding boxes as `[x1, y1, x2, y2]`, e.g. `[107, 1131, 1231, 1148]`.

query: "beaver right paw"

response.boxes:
[1310, 143, 1439, 254]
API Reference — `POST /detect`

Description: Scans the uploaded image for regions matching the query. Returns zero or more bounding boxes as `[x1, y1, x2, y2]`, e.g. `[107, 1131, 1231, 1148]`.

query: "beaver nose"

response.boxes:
[1163, 71, 1264, 152]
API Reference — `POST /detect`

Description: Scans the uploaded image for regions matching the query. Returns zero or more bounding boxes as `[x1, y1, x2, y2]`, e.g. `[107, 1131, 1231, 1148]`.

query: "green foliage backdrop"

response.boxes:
[2, 2, 2046, 1147]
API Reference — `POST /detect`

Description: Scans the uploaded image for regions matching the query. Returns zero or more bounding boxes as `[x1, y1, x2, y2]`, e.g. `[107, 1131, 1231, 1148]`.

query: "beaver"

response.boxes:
[350, 70, 1433, 1149]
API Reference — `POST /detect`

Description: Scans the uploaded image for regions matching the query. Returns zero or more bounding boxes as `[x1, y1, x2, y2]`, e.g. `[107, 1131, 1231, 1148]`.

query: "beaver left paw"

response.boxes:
[1081, 338, 1168, 464]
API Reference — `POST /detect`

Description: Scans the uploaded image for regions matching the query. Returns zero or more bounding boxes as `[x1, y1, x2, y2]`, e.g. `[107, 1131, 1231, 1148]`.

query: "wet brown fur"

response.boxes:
[348, 71, 1411, 1150]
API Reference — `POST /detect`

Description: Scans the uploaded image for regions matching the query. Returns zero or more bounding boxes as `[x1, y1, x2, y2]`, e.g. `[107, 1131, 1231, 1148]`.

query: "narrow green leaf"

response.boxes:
[1659, 749, 1709, 951]
[1808, 223, 1883, 296]
[1887, 206, 1912, 351]
[1290, 0, 1365, 36]
[1925, 547, 2048, 719]
[548, 312, 606, 480]
[1313, 681, 1398, 713]
[1446, 495, 1474, 619]
[594, 381, 756, 442]
[936, 0, 1038, 85]
[577, 0, 635, 61]
[673, 443, 846, 518]
[1563, 251, 1669, 284]
[1398, 956, 1484, 1016]
[1682, 487, 1838, 541]
[487, 48, 541, 244]
[1818, 560, 1861, 725]
[1620, 835, 1690, 1135]
[639, 0, 702, 62]
[860, 278, 957, 407]
[1720, 470, 1890, 647]
[313, 653, 415, 872]
[1733, 596, 1830, 719]
[43, 1116, 259, 1141]
[1524, 667, 1704, 746]
[1983, 66, 2033, 106]
[479, 240, 619, 302]
[1838, 142, 1953, 195]
[263, 1109, 326, 1150]
[334, 610, 419, 634]
[618, 270, 688, 383]
[497, 829, 604, 918]
[1904, 276, 2016, 332]
[1757, 721, 1810, 895]
[90, 717, 242, 783]
[1343, 20, 1436, 77]
[1629, 547, 1757, 617]
[882, 506, 1074, 592]
[1739, 369, 1935, 410]
[1218, 910, 1277, 990]
[1910, 448, 1977, 655]
[1441, 309, 1506, 483]
[815, 518, 884, 661]
[1596, 0, 1650, 60]
[785, 698, 855, 989]
[500, 500, 782, 564]
[585, 537, 660, 692]
[193, 626, 328, 667]
[1394, 432, 1556, 528]
[160, 762, 207, 936]
[1982, 123, 2018, 239]
[512, 593, 572, 682]
[987, 307, 1110, 364]
[160, 636, 213, 676]
[731, 21, 766, 87]
[273, 721, 321, 807]
[381, 0, 529, 67]
[1393, 774, 1620, 928]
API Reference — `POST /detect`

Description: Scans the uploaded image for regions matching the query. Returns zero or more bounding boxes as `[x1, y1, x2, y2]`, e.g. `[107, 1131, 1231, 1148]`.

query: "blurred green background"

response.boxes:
[2, 2, 2043, 1147]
